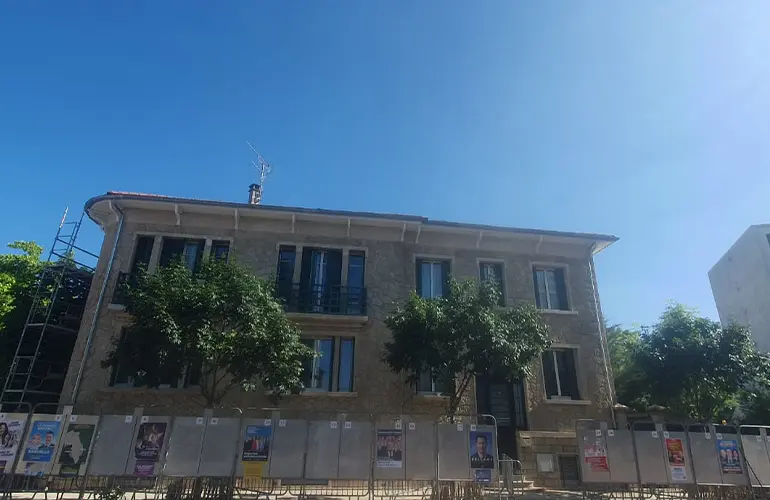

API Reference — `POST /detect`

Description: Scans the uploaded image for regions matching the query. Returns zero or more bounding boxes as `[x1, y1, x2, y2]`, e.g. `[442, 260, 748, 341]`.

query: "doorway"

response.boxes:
[476, 374, 528, 460]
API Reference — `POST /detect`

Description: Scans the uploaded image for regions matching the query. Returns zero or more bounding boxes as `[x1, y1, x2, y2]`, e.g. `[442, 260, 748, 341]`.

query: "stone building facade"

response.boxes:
[60, 190, 618, 487]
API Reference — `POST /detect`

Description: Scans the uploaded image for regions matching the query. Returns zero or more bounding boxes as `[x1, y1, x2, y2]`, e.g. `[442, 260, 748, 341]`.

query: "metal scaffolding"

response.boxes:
[0, 209, 98, 412]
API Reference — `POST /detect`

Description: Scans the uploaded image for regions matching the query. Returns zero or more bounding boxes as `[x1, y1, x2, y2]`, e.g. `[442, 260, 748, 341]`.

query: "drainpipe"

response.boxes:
[588, 242, 617, 428]
[70, 203, 125, 403]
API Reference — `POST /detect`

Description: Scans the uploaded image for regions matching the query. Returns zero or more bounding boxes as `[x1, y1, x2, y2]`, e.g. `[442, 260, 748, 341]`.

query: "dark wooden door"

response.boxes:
[476, 375, 528, 460]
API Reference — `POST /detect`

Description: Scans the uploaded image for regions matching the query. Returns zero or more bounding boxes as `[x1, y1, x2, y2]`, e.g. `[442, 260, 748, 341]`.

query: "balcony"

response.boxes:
[276, 282, 367, 317]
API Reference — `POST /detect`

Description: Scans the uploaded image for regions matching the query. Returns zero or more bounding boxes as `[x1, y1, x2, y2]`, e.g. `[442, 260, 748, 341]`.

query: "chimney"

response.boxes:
[248, 183, 262, 205]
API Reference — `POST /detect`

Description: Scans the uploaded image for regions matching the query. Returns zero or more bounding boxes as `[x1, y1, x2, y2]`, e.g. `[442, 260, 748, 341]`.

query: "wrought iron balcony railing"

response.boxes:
[276, 282, 367, 316]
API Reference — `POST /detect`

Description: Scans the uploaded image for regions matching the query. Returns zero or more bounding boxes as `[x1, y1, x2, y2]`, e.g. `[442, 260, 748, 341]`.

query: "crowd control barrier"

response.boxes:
[0, 408, 516, 500]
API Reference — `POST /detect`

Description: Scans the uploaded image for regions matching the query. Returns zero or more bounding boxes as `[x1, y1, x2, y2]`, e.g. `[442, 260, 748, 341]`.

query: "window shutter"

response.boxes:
[300, 248, 313, 289]
[131, 236, 154, 273]
[326, 250, 343, 288]
[559, 350, 580, 400]
[441, 261, 451, 296]
[495, 263, 505, 306]
[533, 269, 542, 308]
[555, 268, 568, 310]
[415, 260, 423, 296]
[541, 352, 558, 398]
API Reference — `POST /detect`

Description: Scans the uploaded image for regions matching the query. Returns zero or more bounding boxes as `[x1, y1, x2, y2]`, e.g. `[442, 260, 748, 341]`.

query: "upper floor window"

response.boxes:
[211, 240, 230, 262]
[533, 267, 568, 311]
[542, 348, 580, 400]
[417, 370, 452, 395]
[159, 237, 205, 271]
[276, 245, 296, 283]
[300, 337, 355, 392]
[479, 262, 505, 306]
[417, 259, 450, 299]
[130, 236, 154, 274]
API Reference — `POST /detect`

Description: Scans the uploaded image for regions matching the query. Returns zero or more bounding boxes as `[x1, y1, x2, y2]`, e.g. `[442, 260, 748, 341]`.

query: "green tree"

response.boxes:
[635, 304, 765, 422]
[606, 323, 649, 411]
[102, 259, 312, 406]
[384, 279, 551, 420]
[0, 241, 46, 388]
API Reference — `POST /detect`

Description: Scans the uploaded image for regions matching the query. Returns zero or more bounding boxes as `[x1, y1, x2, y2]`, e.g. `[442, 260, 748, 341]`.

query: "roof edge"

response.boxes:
[85, 192, 618, 248]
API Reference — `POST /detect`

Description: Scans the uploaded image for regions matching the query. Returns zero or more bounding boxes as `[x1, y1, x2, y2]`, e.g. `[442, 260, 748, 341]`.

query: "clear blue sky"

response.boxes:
[1, 2, 769, 328]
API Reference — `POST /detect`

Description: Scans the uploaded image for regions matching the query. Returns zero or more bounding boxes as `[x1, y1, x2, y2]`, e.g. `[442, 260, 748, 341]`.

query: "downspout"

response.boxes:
[588, 242, 617, 428]
[70, 203, 125, 403]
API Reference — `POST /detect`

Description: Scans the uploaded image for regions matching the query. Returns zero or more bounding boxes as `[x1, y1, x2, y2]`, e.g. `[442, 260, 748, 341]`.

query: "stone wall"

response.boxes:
[61, 205, 613, 436]
[517, 431, 579, 489]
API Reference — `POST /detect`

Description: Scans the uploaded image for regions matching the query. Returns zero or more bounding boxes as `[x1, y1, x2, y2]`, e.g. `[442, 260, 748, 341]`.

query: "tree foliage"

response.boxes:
[102, 259, 313, 406]
[606, 324, 649, 410]
[612, 304, 768, 422]
[0, 241, 45, 388]
[384, 279, 551, 419]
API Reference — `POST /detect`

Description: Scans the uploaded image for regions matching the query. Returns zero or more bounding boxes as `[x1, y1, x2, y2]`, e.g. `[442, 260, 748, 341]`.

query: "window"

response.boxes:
[130, 236, 154, 274]
[159, 238, 205, 271]
[276, 246, 296, 283]
[542, 348, 580, 400]
[211, 241, 230, 262]
[480, 262, 505, 306]
[417, 370, 452, 394]
[533, 267, 568, 310]
[301, 337, 355, 392]
[416, 259, 450, 298]
[109, 328, 201, 389]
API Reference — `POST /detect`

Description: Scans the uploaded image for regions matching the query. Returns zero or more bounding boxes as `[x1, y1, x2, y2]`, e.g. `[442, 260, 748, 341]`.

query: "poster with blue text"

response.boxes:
[23, 420, 60, 462]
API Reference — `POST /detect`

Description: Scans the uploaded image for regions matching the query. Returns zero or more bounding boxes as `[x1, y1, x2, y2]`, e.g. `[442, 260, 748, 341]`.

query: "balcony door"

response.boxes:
[310, 250, 328, 312]
[300, 248, 342, 313]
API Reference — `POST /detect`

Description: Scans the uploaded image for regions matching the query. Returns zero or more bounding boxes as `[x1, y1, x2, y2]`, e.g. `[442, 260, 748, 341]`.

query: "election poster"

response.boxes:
[718, 439, 743, 474]
[56, 423, 96, 476]
[134, 422, 167, 462]
[665, 438, 688, 481]
[376, 429, 403, 468]
[22, 420, 60, 463]
[0, 416, 25, 475]
[242, 425, 272, 462]
[583, 442, 609, 473]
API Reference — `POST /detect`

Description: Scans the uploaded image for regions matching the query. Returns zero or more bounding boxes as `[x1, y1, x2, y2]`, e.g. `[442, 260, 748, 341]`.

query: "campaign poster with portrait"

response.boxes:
[717, 440, 743, 474]
[665, 438, 687, 481]
[470, 431, 495, 470]
[56, 424, 96, 476]
[376, 429, 403, 468]
[22, 420, 60, 463]
[134, 422, 167, 462]
[242, 425, 271, 462]
[0, 416, 25, 474]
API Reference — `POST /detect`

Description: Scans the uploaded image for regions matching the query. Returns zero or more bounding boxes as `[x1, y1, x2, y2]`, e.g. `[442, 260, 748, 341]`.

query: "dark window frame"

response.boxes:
[532, 266, 569, 311]
[109, 327, 202, 390]
[211, 240, 231, 262]
[542, 348, 581, 400]
[300, 336, 355, 393]
[416, 258, 451, 298]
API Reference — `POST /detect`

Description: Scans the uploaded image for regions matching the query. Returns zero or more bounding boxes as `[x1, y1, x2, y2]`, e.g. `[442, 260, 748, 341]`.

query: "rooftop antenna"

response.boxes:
[246, 141, 272, 204]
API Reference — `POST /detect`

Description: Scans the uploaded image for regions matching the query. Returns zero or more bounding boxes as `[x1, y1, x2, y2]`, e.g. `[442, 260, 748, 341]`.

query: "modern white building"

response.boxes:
[709, 224, 770, 351]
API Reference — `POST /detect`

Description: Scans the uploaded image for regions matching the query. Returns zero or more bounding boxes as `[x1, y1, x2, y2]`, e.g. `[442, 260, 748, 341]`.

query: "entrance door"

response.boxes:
[476, 375, 527, 460]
